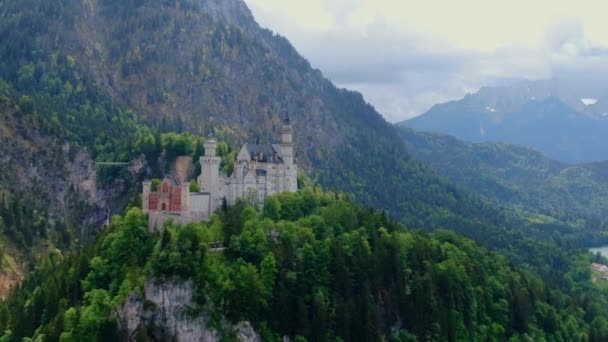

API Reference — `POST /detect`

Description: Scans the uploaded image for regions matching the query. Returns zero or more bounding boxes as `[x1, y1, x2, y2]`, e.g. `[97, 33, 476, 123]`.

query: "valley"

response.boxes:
[398, 126, 608, 247]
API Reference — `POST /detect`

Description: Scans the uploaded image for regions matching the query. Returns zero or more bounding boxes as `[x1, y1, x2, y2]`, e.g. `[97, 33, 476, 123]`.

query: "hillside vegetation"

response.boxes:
[399, 126, 608, 242]
[2, 189, 608, 341]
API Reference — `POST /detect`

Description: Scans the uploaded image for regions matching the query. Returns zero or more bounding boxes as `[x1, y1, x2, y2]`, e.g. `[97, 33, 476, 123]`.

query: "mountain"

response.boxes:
[399, 126, 608, 231]
[1, 0, 507, 302]
[401, 80, 608, 163]
[0, 0, 541, 252]
[588, 94, 608, 118]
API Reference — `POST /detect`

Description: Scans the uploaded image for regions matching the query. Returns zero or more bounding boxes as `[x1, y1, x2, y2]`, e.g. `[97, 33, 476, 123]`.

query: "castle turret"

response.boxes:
[204, 138, 217, 157]
[198, 138, 222, 211]
[281, 122, 294, 165]
[142, 181, 151, 213]
[199, 138, 220, 187]
[180, 181, 190, 212]
[280, 119, 297, 192]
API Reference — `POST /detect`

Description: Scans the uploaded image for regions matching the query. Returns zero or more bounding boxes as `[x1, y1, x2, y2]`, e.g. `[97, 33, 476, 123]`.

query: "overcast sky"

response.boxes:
[243, 0, 608, 122]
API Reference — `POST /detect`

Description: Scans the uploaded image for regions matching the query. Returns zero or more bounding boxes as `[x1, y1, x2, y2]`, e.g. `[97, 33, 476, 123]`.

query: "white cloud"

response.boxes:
[244, 0, 608, 122]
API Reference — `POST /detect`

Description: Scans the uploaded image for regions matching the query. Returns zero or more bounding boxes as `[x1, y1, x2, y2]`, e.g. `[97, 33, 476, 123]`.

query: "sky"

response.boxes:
[243, 0, 608, 122]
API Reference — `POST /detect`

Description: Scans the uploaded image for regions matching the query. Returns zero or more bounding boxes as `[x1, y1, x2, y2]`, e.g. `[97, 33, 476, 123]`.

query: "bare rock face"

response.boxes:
[0, 99, 145, 246]
[197, 0, 256, 30]
[118, 279, 260, 341]
[234, 321, 262, 342]
[115, 294, 144, 341]
[171, 156, 195, 183]
[144, 280, 220, 342]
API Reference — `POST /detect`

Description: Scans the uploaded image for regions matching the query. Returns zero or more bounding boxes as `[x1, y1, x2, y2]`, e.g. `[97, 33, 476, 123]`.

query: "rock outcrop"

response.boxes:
[118, 280, 261, 342]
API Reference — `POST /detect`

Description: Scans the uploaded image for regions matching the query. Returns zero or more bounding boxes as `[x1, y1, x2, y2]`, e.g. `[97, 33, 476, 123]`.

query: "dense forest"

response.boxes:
[2, 188, 608, 341]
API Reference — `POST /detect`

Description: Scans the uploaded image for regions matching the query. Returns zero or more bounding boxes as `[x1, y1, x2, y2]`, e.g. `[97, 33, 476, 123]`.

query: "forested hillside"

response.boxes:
[0, 82, 151, 294]
[3, 189, 608, 341]
[399, 126, 608, 239]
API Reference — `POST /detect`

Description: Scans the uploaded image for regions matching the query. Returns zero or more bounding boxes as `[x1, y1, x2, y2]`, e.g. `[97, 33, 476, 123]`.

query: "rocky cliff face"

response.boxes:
[0, 93, 143, 298]
[117, 280, 262, 342]
[0, 93, 144, 256]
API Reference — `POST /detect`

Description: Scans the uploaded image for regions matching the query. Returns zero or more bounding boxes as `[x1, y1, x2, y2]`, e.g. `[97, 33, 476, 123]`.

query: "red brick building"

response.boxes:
[143, 177, 190, 213]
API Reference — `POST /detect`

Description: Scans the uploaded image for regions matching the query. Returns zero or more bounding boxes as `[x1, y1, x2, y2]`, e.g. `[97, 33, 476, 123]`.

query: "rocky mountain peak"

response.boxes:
[196, 0, 256, 29]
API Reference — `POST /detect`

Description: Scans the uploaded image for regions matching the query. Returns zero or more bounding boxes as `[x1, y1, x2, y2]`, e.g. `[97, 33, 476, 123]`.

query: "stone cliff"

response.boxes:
[117, 280, 262, 342]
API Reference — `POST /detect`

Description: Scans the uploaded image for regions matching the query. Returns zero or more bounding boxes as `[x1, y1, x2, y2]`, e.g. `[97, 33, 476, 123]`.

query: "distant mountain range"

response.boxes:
[401, 79, 608, 163]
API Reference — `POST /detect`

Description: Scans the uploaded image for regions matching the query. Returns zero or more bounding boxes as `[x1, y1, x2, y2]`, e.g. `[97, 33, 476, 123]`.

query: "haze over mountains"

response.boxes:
[402, 79, 608, 163]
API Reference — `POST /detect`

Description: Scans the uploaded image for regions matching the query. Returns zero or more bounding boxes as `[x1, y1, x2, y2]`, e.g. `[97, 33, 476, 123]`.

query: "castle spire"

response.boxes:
[281, 113, 294, 160]
[282, 111, 291, 126]
[205, 125, 214, 139]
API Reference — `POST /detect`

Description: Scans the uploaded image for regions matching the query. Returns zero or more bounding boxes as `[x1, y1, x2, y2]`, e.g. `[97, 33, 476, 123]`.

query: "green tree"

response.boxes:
[78, 290, 112, 341]
[189, 180, 200, 192]
[17, 95, 34, 114]
[263, 197, 281, 221]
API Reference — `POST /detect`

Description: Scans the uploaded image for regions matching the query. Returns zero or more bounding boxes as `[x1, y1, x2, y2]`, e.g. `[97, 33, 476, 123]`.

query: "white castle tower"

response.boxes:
[198, 137, 222, 212]
[280, 120, 297, 192]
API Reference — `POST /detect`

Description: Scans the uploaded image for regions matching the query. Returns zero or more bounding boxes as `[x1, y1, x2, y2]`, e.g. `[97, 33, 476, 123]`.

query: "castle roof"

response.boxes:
[162, 176, 180, 186]
[256, 169, 267, 177]
[242, 143, 284, 163]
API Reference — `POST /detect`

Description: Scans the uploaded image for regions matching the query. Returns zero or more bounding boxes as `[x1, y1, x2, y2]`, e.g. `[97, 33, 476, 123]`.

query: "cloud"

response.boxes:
[245, 0, 608, 122]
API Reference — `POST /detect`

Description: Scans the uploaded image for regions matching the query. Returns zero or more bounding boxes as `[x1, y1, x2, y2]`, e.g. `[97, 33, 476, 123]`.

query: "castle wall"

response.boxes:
[147, 211, 209, 232]
[149, 193, 159, 211]
[170, 186, 183, 211]
[190, 193, 211, 215]
[143, 182, 151, 212]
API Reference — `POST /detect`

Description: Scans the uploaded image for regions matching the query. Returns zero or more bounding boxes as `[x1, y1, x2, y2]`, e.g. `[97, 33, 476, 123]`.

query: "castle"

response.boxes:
[143, 123, 297, 230]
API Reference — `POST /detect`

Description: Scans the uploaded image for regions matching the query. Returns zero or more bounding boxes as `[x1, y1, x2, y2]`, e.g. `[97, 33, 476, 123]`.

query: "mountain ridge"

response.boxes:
[402, 82, 608, 163]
